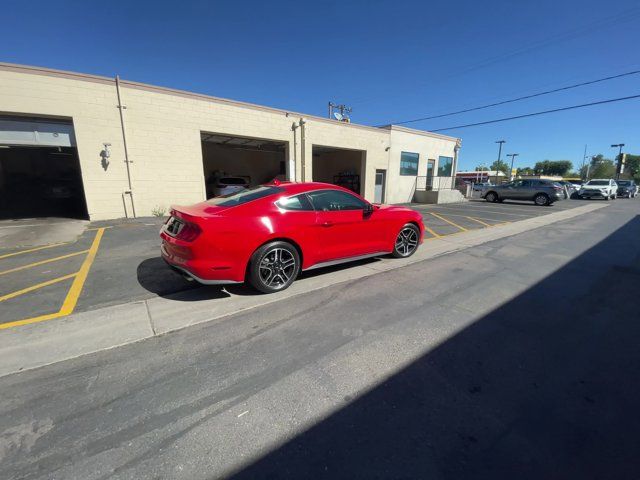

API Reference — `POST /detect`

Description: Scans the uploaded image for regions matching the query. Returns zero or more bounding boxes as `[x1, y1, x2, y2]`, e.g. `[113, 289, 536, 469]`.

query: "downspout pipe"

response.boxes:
[299, 117, 306, 182]
[291, 121, 299, 182]
[115, 75, 136, 218]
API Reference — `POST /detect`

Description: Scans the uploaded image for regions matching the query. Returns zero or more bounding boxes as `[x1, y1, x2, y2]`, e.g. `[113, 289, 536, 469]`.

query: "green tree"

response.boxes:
[622, 154, 640, 180]
[533, 160, 573, 176]
[490, 159, 510, 175]
[517, 166, 534, 176]
[587, 154, 616, 179]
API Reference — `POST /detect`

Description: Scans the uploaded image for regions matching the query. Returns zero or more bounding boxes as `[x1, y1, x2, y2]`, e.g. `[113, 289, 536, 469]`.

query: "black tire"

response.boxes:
[248, 241, 300, 293]
[392, 223, 420, 258]
[534, 193, 550, 206]
[485, 192, 498, 203]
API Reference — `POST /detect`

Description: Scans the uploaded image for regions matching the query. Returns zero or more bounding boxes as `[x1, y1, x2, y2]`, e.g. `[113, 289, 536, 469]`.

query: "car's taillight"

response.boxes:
[176, 221, 201, 242]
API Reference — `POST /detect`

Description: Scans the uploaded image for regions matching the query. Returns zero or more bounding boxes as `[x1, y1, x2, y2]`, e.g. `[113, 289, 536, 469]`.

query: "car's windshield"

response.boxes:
[206, 186, 283, 206]
[586, 180, 608, 186]
[617, 180, 630, 186]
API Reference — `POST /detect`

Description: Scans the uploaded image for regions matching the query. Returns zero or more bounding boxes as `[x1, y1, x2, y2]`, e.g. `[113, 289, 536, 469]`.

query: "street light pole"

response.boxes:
[506, 153, 519, 181]
[611, 143, 625, 180]
[495, 140, 506, 165]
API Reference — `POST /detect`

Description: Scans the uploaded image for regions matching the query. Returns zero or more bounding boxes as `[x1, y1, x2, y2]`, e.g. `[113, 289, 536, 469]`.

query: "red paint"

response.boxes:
[160, 182, 424, 284]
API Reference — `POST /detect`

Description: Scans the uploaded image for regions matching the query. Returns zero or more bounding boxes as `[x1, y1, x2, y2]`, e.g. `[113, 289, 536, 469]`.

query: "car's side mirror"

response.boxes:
[363, 203, 374, 215]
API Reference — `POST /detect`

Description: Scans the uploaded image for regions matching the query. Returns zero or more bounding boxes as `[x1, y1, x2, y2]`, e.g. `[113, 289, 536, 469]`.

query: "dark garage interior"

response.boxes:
[312, 145, 365, 195]
[201, 133, 287, 198]
[0, 145, 88, 220]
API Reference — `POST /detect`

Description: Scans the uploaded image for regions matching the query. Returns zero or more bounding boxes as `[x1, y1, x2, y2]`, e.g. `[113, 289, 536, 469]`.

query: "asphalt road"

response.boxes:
[1, 199, 639, 479]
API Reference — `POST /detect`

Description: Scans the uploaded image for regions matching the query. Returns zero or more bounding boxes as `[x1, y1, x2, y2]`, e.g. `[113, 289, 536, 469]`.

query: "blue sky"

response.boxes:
[2, 0, 639, 171]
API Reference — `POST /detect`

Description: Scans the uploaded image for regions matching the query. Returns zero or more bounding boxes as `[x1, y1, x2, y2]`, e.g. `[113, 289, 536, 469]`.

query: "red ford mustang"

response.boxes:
[160, 181, 424, 293]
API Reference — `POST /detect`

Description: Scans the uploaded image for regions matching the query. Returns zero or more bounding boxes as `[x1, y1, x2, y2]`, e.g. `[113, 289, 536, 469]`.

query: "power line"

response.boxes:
[383, 69, 640, 126]
[352, 6, 640, 106]
[428, 94, 640, 132]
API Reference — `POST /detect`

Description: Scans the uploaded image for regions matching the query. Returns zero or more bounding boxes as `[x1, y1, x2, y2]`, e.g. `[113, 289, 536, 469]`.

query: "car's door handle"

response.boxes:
[321, 221, 334, 227]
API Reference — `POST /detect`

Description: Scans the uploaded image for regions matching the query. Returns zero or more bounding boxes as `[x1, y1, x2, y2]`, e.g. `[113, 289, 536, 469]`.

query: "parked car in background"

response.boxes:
[558, 180, 580, 199]
[161, 181, 424, 293]
[579, 179, 618, 200]
[566, 179, 584, 188]
[482, 179, 564, 206]
[616, 180, 637, 198]
[210, 176, 250, 197]
[472, 181, 493, 192]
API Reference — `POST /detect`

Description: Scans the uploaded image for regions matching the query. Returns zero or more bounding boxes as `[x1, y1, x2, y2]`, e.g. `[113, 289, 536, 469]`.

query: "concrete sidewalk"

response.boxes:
[0, 202, 608, 377]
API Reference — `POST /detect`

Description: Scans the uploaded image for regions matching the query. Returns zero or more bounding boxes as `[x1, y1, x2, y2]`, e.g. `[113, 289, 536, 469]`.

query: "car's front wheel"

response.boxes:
[485, 192, 498, 203]
[392, 224, 420, 258]
[534, 193, 550, 206]
[248, 241, 300, 293]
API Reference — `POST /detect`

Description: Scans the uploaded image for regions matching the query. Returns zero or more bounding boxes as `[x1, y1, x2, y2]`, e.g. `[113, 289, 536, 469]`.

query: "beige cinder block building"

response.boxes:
[0, 63, 462, 221]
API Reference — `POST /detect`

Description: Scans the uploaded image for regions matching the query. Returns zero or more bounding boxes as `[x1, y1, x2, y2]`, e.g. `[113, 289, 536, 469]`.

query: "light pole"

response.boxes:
[495, 140, 506, 165]
[611, 143, 625, 179]
[506, 153, 519, 181]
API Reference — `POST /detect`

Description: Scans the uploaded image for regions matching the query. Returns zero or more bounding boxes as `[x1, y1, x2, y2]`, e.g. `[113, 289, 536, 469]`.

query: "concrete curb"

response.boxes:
[0, 202, 608, 377]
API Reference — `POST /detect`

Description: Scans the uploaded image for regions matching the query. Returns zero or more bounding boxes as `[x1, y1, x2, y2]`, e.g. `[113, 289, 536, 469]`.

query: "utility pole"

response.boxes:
[584, 154, 594, 180]
[506, 153, 519, 181]
[495, 140, 506, 165]
[611, 143, 625, 180]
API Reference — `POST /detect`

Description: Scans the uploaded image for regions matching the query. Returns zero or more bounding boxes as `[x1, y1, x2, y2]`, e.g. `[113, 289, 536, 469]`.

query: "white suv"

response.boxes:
[579, 179, 618, 200]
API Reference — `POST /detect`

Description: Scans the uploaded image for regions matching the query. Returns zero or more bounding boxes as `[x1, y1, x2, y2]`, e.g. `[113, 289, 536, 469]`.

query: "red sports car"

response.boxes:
[160, 181, 424, 293]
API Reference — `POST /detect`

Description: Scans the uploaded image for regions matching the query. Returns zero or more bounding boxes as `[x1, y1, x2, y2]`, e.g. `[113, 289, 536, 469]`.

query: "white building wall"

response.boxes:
[0, 63, 461, 220]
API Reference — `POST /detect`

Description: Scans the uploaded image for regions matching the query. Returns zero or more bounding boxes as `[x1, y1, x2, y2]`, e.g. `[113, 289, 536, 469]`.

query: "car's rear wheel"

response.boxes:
[392, 224, 420, 258]
[485, 192, 498, 203]
[534, 193, 549, 206]
[248, 241, 300, 293]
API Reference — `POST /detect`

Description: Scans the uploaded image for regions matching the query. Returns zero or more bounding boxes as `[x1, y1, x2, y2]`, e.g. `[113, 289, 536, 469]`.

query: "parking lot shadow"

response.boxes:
[136, 257, 231, 300]
[231, 216, 640, 479]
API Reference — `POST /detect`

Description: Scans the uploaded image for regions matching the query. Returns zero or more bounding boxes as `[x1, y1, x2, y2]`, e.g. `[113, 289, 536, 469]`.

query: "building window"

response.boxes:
[438, 156, 453, 177]
[400, 152, 419, 176]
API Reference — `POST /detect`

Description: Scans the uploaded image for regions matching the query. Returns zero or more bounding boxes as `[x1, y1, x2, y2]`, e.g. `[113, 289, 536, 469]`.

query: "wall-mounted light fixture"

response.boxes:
[101, 143, 111, 170]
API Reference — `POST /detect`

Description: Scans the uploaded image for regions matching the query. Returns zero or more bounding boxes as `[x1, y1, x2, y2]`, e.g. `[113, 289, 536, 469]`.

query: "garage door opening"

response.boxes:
[0, 117, 88, 220]
[312, 145, 365, 195]
[201, 133, 288, 198]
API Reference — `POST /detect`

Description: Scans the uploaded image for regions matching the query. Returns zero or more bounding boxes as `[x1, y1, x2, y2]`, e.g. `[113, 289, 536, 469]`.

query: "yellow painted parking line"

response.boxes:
[0, 273, 77, 303]
[465, 216, 493, 227]
[424, 225, 441, 238]
[428, 212, 468, 232]
[0, 250, 89, 276]
[0, 242, 67, 260]
[58, 228, 105, 315]
[0, 228, 106, 330]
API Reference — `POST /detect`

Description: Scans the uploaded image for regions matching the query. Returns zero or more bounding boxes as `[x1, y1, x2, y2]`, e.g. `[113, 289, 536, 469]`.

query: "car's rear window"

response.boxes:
[587, 180, 608, 185]
[617, 180, 630, 186]
[206, 186, 283, 206]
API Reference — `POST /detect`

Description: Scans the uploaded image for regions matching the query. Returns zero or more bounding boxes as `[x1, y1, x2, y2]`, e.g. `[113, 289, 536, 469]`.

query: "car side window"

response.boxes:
[276, 194, 313, 211]
[512, 180, 524, 187]
[521, 180, 531, 187]
[308, 190, 367, 211]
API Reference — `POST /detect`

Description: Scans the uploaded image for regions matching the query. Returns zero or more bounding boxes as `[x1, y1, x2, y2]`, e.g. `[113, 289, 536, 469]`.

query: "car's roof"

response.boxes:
[273, 181, 359, 195]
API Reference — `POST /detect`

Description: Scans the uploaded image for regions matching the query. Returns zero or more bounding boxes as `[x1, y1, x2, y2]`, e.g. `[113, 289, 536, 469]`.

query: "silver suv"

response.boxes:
[482, 179, 565, 206]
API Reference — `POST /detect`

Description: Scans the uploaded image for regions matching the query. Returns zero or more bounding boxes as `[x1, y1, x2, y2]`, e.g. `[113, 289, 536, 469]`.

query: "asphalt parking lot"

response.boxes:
[0, 198, 591, 329]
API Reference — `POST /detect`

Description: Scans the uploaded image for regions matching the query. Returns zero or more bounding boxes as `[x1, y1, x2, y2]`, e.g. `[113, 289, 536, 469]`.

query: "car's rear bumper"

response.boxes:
[580, 191, 607, 198]
[160, 235, 244, 285]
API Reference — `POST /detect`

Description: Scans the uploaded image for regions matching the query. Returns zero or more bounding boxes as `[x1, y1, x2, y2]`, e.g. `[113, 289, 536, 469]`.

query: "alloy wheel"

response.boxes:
[258, 248, 297, 289]
[395, 227, 419, 257]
